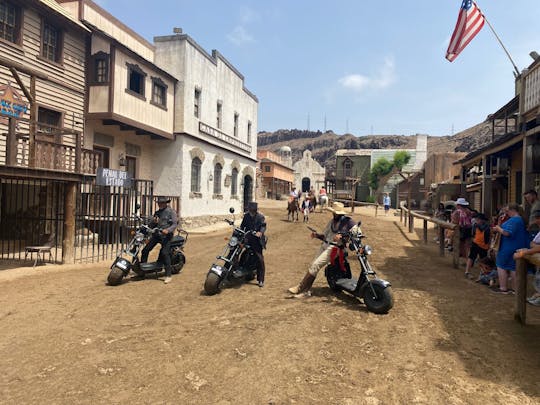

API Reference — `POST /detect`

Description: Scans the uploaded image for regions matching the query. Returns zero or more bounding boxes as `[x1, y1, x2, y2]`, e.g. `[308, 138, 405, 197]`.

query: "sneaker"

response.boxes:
[490, 287, 510, 295]
[527, 296, 540, 306]
[293, 291, 312, 299]
[163, 276, 172, 284]
[258, 281, 264, 288]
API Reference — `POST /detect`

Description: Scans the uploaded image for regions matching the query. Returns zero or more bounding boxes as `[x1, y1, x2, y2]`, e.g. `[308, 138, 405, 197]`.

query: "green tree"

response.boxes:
[368, 151, 411, 190]
[392, 151, 411, 170]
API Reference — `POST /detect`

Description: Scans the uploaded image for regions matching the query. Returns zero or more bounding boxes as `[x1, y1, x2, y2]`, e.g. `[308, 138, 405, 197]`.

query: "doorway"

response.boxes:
[243, 175, 253, 211]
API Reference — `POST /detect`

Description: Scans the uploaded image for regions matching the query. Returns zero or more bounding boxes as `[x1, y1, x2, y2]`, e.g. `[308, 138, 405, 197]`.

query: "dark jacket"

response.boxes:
[151, 206, 178, 234]
[240, 212, 267, 251]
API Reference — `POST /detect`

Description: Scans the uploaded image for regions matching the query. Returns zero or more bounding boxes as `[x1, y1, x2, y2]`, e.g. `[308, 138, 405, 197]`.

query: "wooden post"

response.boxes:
[423, 219, 428, 244]
[375, 204, 378, 217]
[400, 206, 403, 223]
[62, 182, 77, 264]
[439, 226, 445, 256]
[75, 133, 82, 173]
[452, 225, 460, 269]
[409, 212, 414, 233]
[29, 76, 37, 168]
[6, 117, 17, 166]
[514, 258, 527, 324]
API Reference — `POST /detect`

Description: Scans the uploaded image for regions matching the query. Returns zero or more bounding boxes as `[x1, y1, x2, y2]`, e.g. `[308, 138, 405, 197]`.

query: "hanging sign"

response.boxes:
[96, 167, 133, 187]
[0, 83, 28, 119]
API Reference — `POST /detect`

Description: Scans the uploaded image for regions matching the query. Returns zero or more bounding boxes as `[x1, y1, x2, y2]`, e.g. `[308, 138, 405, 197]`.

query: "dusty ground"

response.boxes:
[0, 199, 539, 405]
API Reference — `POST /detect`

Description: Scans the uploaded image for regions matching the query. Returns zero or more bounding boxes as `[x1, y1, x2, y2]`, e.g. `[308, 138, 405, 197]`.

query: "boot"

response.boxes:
[288, 272, 316, 294]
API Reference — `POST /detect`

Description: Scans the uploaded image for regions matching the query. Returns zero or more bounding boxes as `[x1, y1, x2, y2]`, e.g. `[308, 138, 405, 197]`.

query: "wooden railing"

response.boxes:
[15, 136, 101, 174]
[400, 205, 460, 268]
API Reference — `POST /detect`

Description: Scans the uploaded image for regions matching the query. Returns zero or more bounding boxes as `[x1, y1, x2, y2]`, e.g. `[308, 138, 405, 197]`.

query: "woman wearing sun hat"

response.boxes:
[451, 197, 473, 259]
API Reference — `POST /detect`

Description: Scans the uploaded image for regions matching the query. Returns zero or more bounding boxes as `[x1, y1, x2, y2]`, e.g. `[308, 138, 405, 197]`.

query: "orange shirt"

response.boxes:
[473, 227, 489, 250]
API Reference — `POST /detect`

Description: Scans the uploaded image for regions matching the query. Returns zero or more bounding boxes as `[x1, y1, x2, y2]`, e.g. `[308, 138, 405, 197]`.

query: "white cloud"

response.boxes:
[239, 7, 259, 24]
[339, 57, 396, 94]
[227, 26, 255, 46]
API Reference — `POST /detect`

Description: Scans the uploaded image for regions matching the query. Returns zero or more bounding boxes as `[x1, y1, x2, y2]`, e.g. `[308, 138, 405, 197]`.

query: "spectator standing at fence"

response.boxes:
[464, 213, 490, 279]
[451, 198, 473, 259]
[524, 190, 540, 241]
[383, 193, 391, 216]
[513, 209, 540, 305]
[491, 203, 529, 294]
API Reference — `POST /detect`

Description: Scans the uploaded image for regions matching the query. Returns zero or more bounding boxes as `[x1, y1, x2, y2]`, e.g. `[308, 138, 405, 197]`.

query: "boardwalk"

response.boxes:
[0, 200, 539, 404]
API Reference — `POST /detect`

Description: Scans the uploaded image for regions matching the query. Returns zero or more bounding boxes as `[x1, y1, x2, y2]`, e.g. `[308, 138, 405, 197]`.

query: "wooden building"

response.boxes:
[257, 149, 294, 200]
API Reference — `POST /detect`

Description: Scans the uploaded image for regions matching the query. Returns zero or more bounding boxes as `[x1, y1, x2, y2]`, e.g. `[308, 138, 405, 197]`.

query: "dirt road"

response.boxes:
[0, 200, 539, 404]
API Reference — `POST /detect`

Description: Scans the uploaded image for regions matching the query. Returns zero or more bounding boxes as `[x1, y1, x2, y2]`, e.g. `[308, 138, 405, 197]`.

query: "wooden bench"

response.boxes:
[24, 233, 55, 268]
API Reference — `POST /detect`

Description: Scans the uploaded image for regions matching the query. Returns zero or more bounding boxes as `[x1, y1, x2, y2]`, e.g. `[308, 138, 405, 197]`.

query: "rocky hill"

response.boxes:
[258, 120, 496, 172]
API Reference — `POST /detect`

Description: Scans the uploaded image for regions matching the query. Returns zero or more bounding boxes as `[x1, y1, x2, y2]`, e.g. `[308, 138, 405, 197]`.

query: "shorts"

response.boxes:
[468, 242, 488, 262]
[479, 270, 498, 285]
[384, 205, 390, 211]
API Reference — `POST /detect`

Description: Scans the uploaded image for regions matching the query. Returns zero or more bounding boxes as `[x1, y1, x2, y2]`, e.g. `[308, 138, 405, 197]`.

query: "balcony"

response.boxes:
[1, 121, 101, 175]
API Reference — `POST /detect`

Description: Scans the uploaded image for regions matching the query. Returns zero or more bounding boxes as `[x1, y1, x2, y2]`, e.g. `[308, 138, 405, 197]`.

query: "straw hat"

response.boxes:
[456, 197, 469, 206]
[326, 201, 347, 215]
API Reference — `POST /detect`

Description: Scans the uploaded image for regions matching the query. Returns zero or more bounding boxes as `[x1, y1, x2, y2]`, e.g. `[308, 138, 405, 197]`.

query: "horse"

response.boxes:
[287, 197, 300, 222]
[318, 194, 329, 212]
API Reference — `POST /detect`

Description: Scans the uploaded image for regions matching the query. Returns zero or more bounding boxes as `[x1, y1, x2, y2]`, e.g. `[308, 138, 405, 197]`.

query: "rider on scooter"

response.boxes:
[140, 196, 178, 284]
[240, 201, 267, 288]
[288, 201, 356, 298]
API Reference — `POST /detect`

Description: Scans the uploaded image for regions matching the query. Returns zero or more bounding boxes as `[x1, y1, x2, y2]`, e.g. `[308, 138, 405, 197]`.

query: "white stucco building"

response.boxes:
[293, 150, 326, 194]
[153, 31, 258, 222]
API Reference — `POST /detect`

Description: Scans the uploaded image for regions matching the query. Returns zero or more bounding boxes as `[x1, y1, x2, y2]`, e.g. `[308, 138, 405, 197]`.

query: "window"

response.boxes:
[151, 77, 167, 108]
[38, 107, 62, 134]
[343, 159, 353, 178]
[91, 52, 109, 83]
[216, 101, 222, 129]
[214, 163, 222, 195]
[42, 22, 62, 63]
[264, 165, 271, 172]
[231, 168, 238, 196]
[233, 113, 239, 137]
[0, 1, 21, 44]
[126, 63, 146, 97]
[191, 157, 202, 192]
[247, 121, 252, 144]
[194, 88, 201, 118]
[126, 156, 136, 179]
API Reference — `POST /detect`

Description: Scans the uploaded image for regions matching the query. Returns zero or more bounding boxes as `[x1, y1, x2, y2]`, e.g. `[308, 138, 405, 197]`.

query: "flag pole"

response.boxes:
[477, 3, 520, 77]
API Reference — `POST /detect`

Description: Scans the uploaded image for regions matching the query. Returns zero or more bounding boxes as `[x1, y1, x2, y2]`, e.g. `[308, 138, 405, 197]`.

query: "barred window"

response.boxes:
[231, 168, 238, 196]
[214, 163, 222, 195]
[151, 77, 167, 107]
[191, 157, 202, 193]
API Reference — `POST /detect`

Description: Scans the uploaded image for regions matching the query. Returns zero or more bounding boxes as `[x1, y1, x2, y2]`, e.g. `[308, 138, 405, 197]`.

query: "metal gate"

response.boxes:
[0, 177, 64, 264]
[74, 178, 154, 263]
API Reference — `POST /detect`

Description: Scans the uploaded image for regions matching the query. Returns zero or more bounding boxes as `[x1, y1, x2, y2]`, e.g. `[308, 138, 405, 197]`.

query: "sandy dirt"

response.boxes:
[0, 199, 539, 405]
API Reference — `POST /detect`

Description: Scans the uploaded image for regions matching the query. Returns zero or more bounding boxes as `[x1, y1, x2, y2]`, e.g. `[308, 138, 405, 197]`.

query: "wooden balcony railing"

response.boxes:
[14, 136, 101, 175]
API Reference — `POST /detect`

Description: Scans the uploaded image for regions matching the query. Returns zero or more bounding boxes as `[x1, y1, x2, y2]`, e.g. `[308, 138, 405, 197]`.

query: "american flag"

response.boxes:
[446, 0, 485, 62]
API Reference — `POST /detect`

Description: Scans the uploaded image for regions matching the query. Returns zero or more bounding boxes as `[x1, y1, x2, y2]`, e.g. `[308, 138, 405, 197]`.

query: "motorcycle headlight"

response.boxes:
[229, 236, 239, 247]
[364, 245, 373, 255]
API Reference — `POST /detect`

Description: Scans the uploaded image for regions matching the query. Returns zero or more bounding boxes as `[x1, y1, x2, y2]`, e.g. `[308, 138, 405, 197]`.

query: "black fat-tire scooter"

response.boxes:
[204, 208, 262, 295]
[107, 209, 188, 286]
[320, 224, 394, 314]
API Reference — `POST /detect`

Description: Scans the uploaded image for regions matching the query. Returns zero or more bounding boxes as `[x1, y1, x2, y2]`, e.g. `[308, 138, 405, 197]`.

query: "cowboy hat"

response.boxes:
[326, 201, 347, 215]
[155, 196, 171, 203]
[455, 197, 469, 206]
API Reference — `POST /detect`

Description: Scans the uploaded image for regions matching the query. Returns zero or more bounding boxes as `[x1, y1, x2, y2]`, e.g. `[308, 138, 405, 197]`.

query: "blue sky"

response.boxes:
[94, 0, 540, 137]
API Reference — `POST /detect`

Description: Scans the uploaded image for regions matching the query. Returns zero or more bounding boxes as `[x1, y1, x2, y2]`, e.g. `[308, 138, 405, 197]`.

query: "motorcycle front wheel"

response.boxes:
[363, 282, 393, 314]
[204, 272, 222, 295]
[107, 268, 125, 286]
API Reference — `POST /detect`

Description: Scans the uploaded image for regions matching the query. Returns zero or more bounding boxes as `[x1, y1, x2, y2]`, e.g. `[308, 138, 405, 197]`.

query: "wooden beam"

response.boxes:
[0, 54, 48, 80]
[9, 67, 34, 104]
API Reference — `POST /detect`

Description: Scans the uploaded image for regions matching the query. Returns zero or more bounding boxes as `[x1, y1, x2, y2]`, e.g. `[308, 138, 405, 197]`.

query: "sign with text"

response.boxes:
[0, 83, 28, 119]
[96, 168, 133, 187]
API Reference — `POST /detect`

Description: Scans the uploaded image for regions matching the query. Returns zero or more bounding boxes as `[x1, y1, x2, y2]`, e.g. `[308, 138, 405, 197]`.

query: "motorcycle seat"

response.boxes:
[170, 235, 185, 244]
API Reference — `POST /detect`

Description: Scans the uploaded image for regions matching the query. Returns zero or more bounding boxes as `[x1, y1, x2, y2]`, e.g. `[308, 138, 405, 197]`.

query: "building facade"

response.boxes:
[153, 32, 258, 222]
[293, 150, 325, 194]
[258, 149, 294, 199]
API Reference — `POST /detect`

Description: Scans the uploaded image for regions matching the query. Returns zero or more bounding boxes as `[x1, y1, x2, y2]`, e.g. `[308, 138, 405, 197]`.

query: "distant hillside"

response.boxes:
[258, 120, 496, 172]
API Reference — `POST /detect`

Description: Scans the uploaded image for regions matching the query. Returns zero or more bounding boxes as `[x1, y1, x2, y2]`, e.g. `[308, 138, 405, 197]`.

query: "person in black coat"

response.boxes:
[240, 201, 267, 287]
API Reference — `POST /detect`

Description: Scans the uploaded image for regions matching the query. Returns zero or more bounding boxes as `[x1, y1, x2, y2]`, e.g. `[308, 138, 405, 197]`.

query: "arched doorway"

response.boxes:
[243, 175, 253, 211]
[302, 177, 311, 193]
